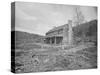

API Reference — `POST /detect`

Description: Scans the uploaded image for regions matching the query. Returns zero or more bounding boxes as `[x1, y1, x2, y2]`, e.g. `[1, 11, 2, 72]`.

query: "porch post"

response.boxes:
[50, 37, 52, 44]
[55, 36, 56, 45]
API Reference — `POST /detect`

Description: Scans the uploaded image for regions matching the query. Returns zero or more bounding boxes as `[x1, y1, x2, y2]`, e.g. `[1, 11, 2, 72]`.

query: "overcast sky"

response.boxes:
[15, 2, 97, 35]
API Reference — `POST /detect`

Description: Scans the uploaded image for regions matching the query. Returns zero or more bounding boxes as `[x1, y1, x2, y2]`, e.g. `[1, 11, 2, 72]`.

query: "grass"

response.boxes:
[14, 42, 97, 73]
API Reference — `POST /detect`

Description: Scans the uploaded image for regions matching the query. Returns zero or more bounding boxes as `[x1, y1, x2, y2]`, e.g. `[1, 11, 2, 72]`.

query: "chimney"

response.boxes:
[68, 20, 73, 45]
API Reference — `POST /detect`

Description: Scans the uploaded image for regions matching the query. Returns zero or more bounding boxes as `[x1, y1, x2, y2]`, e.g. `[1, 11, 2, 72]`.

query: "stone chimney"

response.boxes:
[62, 23, 69, 45]
[62, 20, 73, 46]
[68, 20, 73, 45]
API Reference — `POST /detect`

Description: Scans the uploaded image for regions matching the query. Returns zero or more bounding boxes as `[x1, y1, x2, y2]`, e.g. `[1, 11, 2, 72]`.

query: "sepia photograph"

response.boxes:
[11, 2, 97, 73]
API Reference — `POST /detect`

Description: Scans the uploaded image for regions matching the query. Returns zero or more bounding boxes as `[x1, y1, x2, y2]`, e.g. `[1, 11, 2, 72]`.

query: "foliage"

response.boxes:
[73, 19, 97, 44]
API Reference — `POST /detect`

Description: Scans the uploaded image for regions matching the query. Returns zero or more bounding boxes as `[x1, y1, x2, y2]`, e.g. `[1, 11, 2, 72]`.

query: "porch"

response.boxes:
[44, 36, 63, 45]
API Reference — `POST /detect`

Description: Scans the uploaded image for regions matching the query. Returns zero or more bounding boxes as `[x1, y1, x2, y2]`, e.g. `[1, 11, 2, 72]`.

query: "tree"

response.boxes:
[73, 7, 86, 43]
[73, 7, 85, 26]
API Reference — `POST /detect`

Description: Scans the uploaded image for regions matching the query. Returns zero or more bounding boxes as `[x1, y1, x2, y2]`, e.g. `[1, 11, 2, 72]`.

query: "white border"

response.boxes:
[0, 0, 99, 75]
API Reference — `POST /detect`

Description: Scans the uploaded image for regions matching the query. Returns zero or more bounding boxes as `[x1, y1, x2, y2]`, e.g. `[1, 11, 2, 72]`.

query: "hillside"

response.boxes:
[11, 31, 44, 50]
[73, 19, 97, 44]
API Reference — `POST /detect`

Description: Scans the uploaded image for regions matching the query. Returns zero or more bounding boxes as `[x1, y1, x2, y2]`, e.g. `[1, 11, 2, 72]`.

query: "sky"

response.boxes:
[15, 2, 97, 35]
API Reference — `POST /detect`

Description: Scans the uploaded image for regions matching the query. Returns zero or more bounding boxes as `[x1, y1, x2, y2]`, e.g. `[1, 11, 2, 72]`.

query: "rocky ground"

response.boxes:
[14, 42, 97, 73]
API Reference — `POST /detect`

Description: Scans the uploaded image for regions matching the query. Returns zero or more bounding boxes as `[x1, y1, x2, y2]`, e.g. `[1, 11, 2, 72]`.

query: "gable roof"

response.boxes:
[46, 24, 68, 34]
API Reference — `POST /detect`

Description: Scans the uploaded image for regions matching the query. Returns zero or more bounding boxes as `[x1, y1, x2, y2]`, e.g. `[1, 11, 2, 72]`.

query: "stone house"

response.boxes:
[44, 20, 73, 45]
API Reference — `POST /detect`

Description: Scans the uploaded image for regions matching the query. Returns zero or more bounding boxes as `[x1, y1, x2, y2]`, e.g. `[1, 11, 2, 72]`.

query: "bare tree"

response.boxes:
[73, 7, 87, 43]
[73, 7, 85, 26]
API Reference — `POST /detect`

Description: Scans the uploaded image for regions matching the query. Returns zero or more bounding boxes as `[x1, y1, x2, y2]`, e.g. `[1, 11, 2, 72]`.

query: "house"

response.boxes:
[44, 20, 73, 45]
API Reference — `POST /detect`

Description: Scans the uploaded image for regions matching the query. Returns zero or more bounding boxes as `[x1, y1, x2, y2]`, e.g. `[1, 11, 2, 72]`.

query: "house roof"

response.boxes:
[44, 34, 63, 38]
[46, 24, 68, 34]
